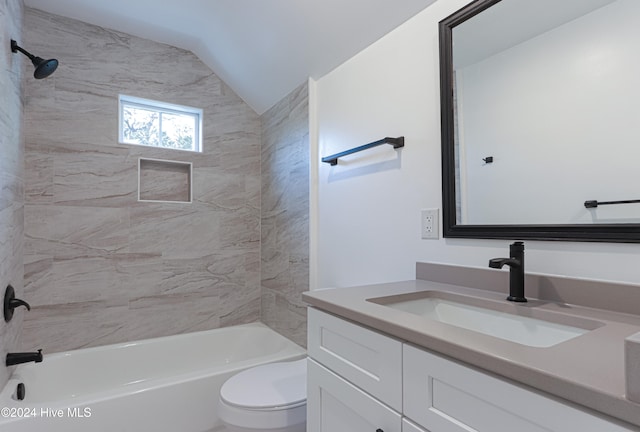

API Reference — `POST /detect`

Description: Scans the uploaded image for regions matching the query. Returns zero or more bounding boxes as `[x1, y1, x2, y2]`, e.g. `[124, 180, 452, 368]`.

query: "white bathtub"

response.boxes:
[0, 322, 306, 432]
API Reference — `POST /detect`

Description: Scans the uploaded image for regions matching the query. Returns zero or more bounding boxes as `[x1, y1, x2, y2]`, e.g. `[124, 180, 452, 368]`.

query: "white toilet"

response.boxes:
[218, 358, 307, 432]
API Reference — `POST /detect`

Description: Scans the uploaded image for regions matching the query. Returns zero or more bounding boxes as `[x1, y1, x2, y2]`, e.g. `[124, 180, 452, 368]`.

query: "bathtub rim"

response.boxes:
[33, 321, 303, 361]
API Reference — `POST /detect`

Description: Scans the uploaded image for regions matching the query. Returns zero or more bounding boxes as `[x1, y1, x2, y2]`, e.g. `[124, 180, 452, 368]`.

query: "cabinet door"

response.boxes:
[403, 344, 636, 432]
[307, 358, 402, 432]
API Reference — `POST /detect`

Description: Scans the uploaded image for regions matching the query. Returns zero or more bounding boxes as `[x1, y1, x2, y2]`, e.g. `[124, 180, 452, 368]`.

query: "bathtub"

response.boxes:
[0, 322, 306, 432]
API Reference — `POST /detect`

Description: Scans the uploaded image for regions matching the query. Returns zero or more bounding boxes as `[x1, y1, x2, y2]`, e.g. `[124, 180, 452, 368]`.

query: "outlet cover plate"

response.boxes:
[421, 209, 439, 239]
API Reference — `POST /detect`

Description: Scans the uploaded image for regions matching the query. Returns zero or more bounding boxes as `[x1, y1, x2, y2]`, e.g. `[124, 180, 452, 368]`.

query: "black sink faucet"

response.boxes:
[489, 241, 527, 303]
[6, 349, 43, 367]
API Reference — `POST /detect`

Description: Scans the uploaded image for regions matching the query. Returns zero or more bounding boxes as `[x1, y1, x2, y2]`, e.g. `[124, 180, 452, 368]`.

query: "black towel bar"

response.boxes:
[584, 199, 640, 208]
[322, 136, 404, 166]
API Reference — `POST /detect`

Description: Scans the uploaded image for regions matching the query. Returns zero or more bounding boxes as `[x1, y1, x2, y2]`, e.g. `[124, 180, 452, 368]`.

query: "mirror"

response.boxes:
[440, 0, 640, 242]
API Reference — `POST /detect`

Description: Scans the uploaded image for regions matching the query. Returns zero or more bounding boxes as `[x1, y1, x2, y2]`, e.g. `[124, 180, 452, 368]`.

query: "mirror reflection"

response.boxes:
[449, 0, 640, 226]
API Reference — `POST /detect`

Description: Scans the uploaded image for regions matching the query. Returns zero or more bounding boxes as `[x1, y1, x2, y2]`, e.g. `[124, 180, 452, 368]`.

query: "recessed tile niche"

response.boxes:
[138, 158, 192, 203]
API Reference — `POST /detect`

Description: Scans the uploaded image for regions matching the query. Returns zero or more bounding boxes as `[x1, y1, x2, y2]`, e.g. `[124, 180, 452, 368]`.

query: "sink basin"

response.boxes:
[368, 292, 602, 348]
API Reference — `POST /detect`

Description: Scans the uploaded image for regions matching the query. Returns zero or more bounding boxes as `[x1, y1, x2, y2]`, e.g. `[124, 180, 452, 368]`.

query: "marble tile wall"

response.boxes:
[260, 82, 309, 347]
[0, 0, 24, 388]
[22, 8, 262, 353]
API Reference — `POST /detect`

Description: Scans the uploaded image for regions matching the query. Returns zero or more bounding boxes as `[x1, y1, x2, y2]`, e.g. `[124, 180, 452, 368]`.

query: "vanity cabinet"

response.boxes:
[307, 307, 403, 432]
[307, 307, 637, 432]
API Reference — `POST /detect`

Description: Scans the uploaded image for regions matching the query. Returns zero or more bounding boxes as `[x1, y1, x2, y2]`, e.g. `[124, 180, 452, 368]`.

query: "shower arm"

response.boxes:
[10, 40, 37, 61]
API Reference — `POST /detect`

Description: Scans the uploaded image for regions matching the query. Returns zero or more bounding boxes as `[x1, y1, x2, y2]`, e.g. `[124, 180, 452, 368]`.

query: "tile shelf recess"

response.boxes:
[138, 158, 192, 203]
[321, 136, 404, 166]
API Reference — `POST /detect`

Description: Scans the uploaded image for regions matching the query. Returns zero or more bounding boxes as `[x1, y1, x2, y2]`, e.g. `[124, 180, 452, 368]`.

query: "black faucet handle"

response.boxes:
[9, 298, 31, 311]
[4, 285, 32, 322]
[489, 258, 507, 268]
[489, 257, 521, 268]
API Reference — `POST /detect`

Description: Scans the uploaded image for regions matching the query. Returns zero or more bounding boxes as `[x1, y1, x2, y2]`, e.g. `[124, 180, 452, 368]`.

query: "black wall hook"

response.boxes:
[4, 285, 31, 322]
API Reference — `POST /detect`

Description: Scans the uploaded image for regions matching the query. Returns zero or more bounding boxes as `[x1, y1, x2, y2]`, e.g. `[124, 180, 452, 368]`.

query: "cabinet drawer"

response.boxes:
[308, 307, 402, 410]
[307, 358, 402, 432]
[403, 344, 635, 432]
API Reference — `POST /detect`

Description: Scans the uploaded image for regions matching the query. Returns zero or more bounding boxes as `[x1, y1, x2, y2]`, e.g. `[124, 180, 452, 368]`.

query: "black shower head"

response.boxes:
[10, 39, 58, 79]
[32, 56, 58, 79]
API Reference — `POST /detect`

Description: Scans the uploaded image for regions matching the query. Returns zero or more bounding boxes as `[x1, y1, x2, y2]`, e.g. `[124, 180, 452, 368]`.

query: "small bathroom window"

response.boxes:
[119, 94, 203, 152]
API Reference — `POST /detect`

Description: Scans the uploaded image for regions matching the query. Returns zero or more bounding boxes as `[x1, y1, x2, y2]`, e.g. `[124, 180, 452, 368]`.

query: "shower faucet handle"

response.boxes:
[9, 297, 31, 311]
[4, 285, 31, 322]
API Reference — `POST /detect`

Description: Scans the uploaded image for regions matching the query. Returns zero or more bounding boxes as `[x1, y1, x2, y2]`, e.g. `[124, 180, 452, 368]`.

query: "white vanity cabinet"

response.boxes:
[307, 307, 403, 432]
[307, 308, 638, 432]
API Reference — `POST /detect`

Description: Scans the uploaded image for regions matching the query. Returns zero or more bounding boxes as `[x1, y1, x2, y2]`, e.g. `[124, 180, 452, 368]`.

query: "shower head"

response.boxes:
[32, 57, 59, 79]
[10, 39, 58, 79]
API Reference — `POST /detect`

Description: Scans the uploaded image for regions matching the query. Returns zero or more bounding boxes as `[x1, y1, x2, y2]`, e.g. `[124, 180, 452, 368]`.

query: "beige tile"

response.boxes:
[52, 142, 137, 207]
[261, 248, 291, 292]
[261, 288, 307, 348]
[25, 144, 53, 203]
[25, 204, 130, 258]
[24, 254, 53, 305]
[125, 293, 223, 341]
[21, 301, 129, 353]
[128, 202, 219, 258]
[219, 205, 260, 250]
[193, 168, 247, 209]
[259, 82, 309, 345]
[44, 256, 128, 306]
[119, 251, 256, 299]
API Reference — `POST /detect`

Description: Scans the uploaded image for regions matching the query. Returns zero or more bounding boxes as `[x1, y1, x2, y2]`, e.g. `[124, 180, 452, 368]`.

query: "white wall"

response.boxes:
[312, 0, 640, 289]
[458, 0, 640, 225]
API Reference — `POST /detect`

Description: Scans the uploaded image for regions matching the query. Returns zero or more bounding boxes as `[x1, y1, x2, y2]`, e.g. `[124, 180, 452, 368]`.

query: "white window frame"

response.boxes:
[118, 94, 203, 152]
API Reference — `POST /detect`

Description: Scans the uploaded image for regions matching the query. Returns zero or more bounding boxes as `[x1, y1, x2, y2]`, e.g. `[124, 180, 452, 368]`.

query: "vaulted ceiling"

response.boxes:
[24, 0, 437, 113]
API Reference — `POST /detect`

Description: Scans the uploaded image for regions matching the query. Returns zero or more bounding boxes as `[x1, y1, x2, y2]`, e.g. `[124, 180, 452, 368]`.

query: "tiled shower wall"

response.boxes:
[22, 8, 262, 352]
[0, 0, 24, 388]
[260, 83, 309, 348]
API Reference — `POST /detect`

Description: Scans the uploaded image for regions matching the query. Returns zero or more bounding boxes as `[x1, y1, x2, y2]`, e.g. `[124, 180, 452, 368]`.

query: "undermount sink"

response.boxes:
[368, 292, 603, 348]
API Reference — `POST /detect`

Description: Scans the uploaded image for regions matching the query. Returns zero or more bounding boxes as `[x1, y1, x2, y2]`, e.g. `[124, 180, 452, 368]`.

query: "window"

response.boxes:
[119, 95, 202, 152]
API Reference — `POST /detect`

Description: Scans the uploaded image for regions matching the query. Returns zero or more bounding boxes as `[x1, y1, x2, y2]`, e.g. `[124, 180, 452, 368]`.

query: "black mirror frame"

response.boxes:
[439, 0, 640, 243]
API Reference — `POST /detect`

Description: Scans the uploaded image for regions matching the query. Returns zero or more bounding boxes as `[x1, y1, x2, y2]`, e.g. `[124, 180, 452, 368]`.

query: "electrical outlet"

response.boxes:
[421, 209, 439, 239]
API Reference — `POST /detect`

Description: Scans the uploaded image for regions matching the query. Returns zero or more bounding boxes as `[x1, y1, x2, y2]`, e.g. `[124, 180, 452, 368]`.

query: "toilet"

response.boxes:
[218, 358, 307, 432]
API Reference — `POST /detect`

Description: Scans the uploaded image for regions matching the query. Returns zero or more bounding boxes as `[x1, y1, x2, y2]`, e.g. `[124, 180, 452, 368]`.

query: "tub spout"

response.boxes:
[6, 349, 43, 367]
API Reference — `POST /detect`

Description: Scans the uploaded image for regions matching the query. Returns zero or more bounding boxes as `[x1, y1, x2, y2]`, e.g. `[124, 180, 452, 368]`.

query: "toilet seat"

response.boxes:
[218, 358, 307, 432]
[220, 358, 306, 410]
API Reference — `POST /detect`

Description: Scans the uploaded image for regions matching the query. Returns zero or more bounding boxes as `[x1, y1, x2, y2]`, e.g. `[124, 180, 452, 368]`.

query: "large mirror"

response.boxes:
[440, 0, 640, 242]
